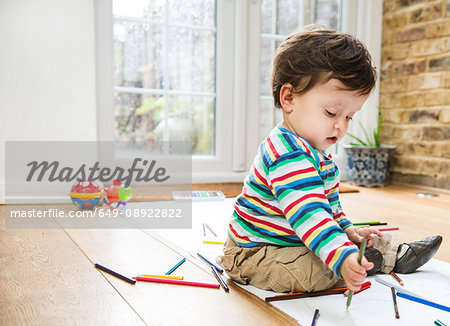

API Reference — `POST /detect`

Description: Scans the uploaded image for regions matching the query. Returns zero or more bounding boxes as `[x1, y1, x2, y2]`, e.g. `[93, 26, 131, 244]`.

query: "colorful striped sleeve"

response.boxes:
[268, 147, 358, 278]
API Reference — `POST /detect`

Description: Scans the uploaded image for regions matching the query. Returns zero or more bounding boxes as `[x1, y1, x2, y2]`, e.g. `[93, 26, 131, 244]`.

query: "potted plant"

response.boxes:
[343, 112, 396, 187]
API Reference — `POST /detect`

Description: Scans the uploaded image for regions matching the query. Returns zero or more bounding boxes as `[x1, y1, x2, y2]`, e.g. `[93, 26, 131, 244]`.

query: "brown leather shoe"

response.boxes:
[393, 235, 443, 274]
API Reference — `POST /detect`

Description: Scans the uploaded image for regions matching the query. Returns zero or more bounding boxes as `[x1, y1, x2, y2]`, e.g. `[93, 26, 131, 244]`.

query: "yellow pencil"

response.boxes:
[135, 274, 184, 280]
[203, 240, 225, 245]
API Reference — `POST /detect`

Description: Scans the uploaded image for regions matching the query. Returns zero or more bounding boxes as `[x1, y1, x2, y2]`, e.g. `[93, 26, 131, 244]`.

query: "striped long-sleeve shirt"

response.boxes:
[228, 124, 358, 277]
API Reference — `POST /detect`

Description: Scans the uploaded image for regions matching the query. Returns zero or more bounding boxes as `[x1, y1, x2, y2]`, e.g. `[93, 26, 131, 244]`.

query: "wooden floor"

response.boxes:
[0, 183, 449, 325]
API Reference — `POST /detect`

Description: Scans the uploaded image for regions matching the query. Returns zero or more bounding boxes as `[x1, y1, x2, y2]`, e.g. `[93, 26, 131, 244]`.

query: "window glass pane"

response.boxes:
[315, 0, 339, 30]
[259, 98, 276, 141]
[168, 0, 215, 27]
[261, 0, 274, 34]
[167, 27, 215, 93]
[114, 21, 163, 89]
[115, 93, 164, 142]
[259, 0, 341, 141]
[113, 0, 216, 156]
[113, 0, 162, 19]
[276, 0, 300, 35]
[163, 96, 215, 154]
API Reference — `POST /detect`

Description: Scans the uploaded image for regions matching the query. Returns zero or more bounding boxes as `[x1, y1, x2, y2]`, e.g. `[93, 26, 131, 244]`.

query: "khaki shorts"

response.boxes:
[216, 234, 397, 293]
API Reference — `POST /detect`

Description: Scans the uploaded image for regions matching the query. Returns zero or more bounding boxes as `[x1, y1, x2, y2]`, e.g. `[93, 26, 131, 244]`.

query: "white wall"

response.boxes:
[0, 0, 98, 203]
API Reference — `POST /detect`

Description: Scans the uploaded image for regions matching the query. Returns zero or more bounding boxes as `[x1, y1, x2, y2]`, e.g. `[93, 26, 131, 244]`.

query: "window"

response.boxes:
[96, 0, 381, 181]
[113, 0, 216, 156]
[259, 0, 342, 142]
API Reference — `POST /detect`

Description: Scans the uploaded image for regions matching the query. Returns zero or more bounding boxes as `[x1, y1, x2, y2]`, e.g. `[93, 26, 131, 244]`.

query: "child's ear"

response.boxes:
[280, 84, 295, 113]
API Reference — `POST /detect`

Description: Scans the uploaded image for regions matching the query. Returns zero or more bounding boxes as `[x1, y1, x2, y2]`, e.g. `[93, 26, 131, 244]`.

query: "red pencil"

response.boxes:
[135, 276, 220, 289]
[378, 227, 399, 232]
[344, 281, 371, 296]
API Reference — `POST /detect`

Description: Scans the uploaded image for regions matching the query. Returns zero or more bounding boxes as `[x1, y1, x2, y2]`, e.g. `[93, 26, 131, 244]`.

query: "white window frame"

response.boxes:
[94, 0, 383, 183]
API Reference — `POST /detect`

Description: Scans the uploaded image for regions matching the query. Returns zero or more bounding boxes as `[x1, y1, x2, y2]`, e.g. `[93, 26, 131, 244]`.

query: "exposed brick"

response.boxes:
[440, 108, 450, 122]
[436, 175, 450, 190]
[396, 27, 426, 42]
[380, 93, 397, 108]
[380, 0, 450, 190]
[393, 156, 449, 175]
[410, 4, 442, 23]
[380, 76, 409, 92]
[410, 38, 448, 57]
[397, 0, 435, 7]
[408, 108, 440, 122]
[382, 43, 410, 60]
[390, 171, 438, 187]
[383, 124, 423, 139]
[408, 141, 450, 158]
[382, 109, 406, 123]
[408, 73, 442, 89]
[423, 89, 450, 105]
[429, 56, 450, 71]
[445, 71, 450, 86]
[423, 126, 450, 140]
[425, 20, 450, 37]
[397, 92, 422, 107]
[383, 29, 397, 45]
[384, 12, 410, 28]
[385, 0, 401, 12]
[393, 60, 427, 75]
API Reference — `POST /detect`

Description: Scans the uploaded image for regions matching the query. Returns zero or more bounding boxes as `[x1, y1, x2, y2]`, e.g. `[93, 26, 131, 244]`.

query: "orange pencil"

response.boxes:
[135, 276, 219, 289]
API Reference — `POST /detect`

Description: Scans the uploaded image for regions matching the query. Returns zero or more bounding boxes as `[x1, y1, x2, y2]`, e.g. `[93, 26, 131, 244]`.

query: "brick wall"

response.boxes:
[380, 0, 450, 189]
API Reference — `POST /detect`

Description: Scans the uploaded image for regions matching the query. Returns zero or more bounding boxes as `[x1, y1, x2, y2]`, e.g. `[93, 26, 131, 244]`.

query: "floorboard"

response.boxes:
[1, 183, 449, 325]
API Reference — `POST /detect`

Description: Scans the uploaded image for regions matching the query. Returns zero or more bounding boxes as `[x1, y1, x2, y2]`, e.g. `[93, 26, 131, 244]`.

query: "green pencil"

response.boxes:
[353, 221, 386, 226]
[346, 239, 367, 310]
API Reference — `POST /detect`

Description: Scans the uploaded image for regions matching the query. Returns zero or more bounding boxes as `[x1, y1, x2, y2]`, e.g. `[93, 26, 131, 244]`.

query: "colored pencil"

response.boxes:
[196, 252, 223, 273]
[136, 274, 183, 280]
[375, 276, 429, 300]
[95, 263, 136, 284]
[391, 287, 400, 319]
[353, 221, 386, 226]
[435, 320, 447, 326]
[396, 292, 450, 312]
[203, 240, 225, 245]
[378, 227, 399, 231]
[346, 239, 367, 310]
[390, 271, 404, 286]
[135, 276, 219, 289]
[344, 281, 371, 296]
[202, 223, 206, 236]
[205, 223, 217, 237]
[210, 266, 229, 292]
[311, 309, 320, 326]
[165, 257, 186, 275]
[265, 287, 347, 302]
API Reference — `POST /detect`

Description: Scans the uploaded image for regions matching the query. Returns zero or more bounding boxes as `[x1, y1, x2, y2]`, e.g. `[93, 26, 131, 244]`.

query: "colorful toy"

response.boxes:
[104, 179, 133, 209]
[69, 180, 104, 209]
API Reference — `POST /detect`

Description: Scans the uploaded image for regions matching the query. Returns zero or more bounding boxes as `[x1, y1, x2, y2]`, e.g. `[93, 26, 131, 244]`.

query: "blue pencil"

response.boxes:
[165, 257, 186, 275]
[197, 252, 223, 273]
[397, 292, 450, 312]
[202, 223, 206, 236]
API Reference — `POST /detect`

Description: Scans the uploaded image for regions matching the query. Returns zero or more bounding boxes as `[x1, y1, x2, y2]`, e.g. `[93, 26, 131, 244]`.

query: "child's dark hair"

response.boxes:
[272, 29, 377, 109]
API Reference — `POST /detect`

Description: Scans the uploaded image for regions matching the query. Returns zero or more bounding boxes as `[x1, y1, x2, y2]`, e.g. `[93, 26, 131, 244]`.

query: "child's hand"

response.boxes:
[341, 252, 373, 291]
[344, 226, 383, 247]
